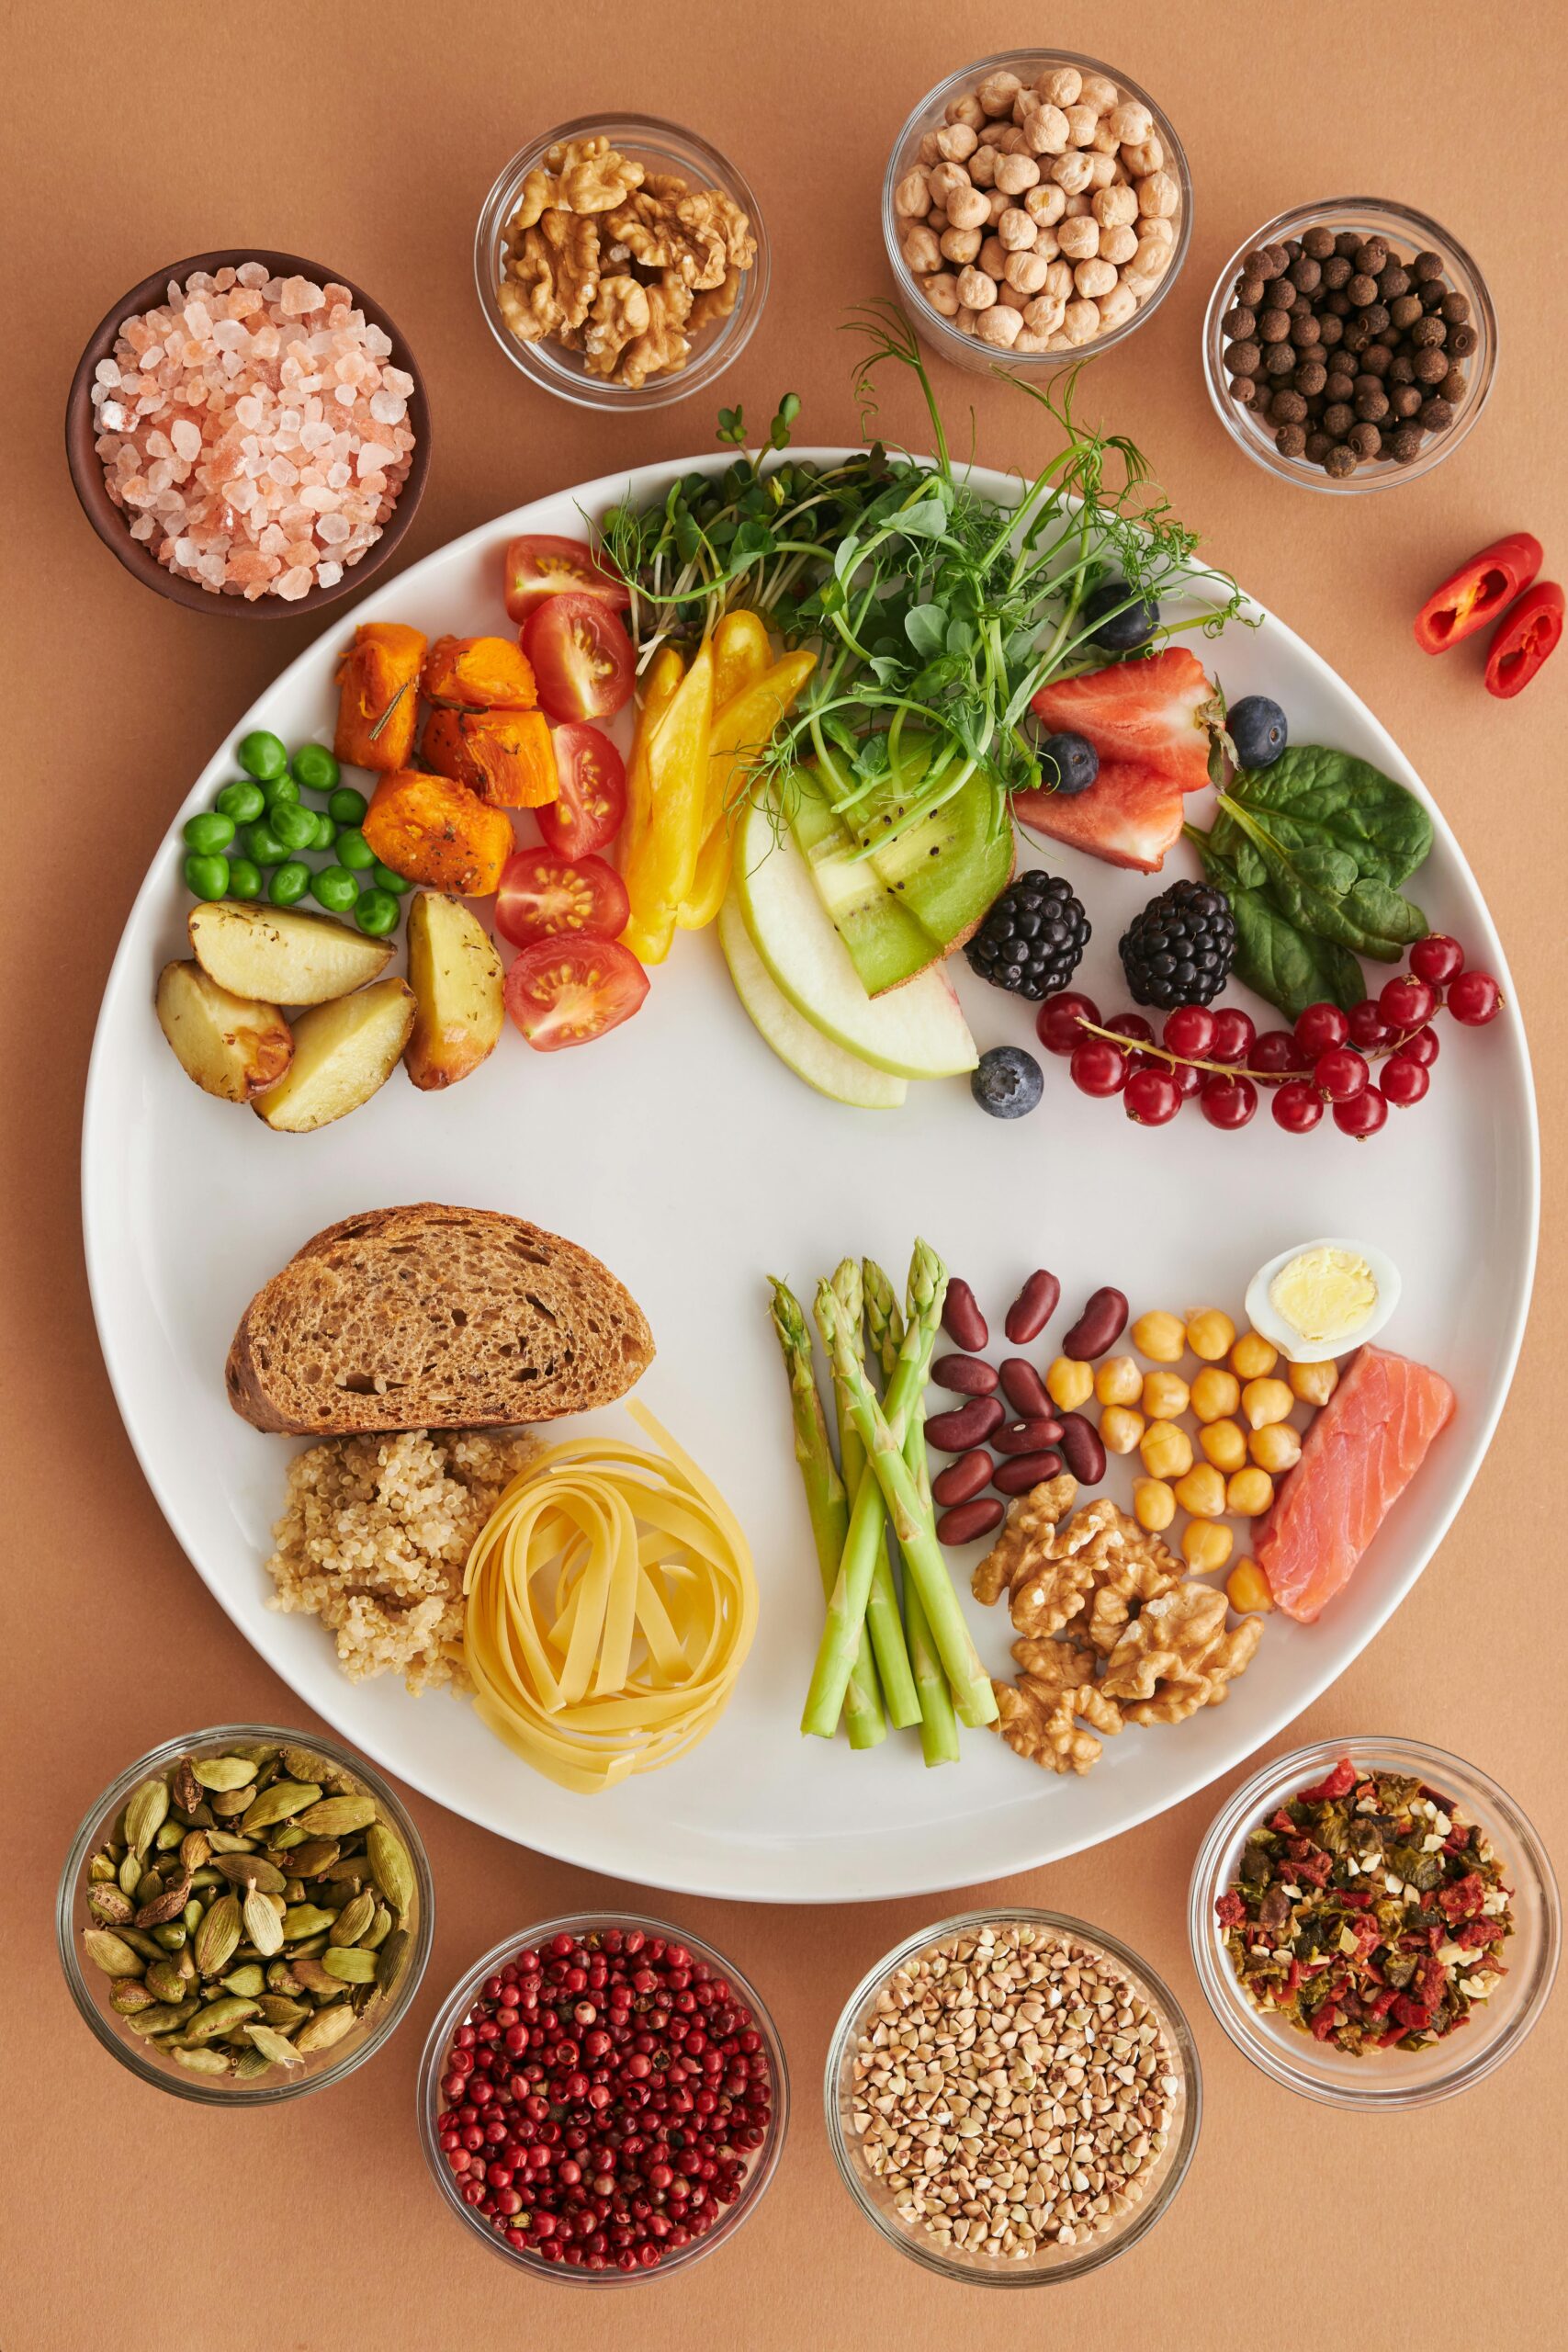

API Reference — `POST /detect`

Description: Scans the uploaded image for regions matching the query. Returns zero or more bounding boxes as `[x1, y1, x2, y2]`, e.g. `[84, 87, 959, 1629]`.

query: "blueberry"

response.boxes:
[1084, 579, 1159, 650]
[1037, 730, 1100, 797]
[972, 1046, 1044, 1120]
[1228, 694, 1289, 768]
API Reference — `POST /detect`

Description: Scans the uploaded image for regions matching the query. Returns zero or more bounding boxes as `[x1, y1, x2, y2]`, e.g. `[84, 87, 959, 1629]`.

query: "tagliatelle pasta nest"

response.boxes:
[461, 1402, 758, 1793]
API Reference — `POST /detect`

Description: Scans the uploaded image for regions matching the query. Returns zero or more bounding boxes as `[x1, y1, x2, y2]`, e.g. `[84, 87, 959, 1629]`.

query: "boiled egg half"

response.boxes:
[1244, 1238, 1402, 1363]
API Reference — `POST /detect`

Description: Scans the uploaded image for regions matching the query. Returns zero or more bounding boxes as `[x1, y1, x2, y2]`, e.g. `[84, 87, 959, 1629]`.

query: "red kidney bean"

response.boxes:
[993, 1417, 1064, 1457]
[930, 1352, 998, 1397]
[931, 1450, 996, 1507]
[1004, 1269, 1060, 1345]
[998, 1358, 1054, 1420]
[1061, 1286, 1129, 1361]
[936, 1497, 1006, 1547]
[1055, 1411, 1107, 1485]
[942, 1279, 988, 1352]
[924, 1396, 1005, 1453]
[992, 1449, 1063, 1495]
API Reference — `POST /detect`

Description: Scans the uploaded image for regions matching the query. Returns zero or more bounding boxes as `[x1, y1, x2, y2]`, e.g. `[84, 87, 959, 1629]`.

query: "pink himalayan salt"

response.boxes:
[89, 265, 415, 602]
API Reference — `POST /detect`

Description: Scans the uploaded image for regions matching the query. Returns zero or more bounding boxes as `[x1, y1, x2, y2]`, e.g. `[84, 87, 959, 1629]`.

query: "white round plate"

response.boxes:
[84, 453, 1538, 1903]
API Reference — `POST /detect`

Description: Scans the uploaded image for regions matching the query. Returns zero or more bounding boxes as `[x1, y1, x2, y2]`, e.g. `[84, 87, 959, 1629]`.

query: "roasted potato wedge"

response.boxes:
[156, 960, 293, 1102]
[252, 978, 416, 1133]
[189, 901, 393, 1007]
[404, 891, 505, 1091]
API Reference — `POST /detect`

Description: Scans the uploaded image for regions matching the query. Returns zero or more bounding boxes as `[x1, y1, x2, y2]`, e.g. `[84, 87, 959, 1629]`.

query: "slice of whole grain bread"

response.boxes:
[226, 1203, 654, 1435]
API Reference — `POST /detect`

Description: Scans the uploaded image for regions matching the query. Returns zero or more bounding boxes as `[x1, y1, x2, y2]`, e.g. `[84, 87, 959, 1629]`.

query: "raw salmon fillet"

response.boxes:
[1257, 1345, 1455, 1622]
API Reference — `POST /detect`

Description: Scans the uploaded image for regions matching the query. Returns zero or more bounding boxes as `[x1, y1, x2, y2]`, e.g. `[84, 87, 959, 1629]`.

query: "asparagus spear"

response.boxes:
[865, 1261, 960, 1769]
[829, 1261, 920, 1731]
[814, 1260, 998, 1731]
[769, 1281, 886, 1749]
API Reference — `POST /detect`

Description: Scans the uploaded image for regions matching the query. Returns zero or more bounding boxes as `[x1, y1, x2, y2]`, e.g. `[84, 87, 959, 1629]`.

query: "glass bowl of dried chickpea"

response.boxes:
[826, 1910, 1201, 2282]
[476, 116, 770, 411]
[882, 52, 1191, 373]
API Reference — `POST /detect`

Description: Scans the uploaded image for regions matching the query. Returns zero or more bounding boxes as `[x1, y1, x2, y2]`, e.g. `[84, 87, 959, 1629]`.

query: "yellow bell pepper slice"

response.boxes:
[676, 650, 817, 930]
[618, 647, 685, 876]
[710, 609, 772, 712]
[619, 637, 715, 966]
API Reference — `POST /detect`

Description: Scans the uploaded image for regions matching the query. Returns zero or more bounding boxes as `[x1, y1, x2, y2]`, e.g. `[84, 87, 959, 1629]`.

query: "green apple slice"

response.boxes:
[717, 892, 908, 1108]
[788, 768, 938, 995]
[734, 791, 977, 1080]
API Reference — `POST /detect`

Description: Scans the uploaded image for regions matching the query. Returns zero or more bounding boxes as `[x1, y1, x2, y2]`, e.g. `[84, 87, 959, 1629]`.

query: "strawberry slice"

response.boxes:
[1030, 648, 1221, 793]
[1013, 757, 1185, 873]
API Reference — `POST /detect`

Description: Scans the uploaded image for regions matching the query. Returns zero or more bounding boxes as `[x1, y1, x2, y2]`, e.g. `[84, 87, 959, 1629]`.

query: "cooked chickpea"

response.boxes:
[1003, 247, 1051, 294]
[1095, 281, 1138, 332]
[955, 266, 998, 311]
[1092, 182, 1139, 230]
[1046, 1354, 1093, 1411]
[1133, 1311, 1186, 1363]
[1185, 1310, 1235, 1362]
[1134, 1477, 1177, 1533]
[1174, 1463, 1226, 1519]
[1190, 1367, 1240, 1423]
[1241, 1376, 1293, 1430]
[1051, 150, 1095, 195]
[945, 90, 986, 130]
[1199, 1418, 1247, 1474]
[1057, 215, 1100, 261]
[1230, 1329, 1278, 1380]
[995, 151, 1042, 196]
[1182, 1520, 1234, 1575]
[1095, 1355, 1142, 1407]
[1022, 291, 1066, 335]
[1109, 100, 1153, 144]
[922, 271, 962, 318]
[945, 184, 992, 232]
[976, 304, 1023, 348]
[940, 225, 983, 265]
[1250, 1422, 1302, 1475]
[1226, 1466, 1274, 1517]
[1021, 100, 1069, 155]
[1140, 1419, 1193, 1480]
[1137, 169, 1179, 219]
[968, 144, 999, 188]
[1078, 71, 1119, 113]
[1064, 103, 1099, 146]
[902, 224, 942, 275]
[1099, 225, 1140, 268]
[1226, 1557, 1273, 1614]
[1037, 64, 1081, 107]
[1141, 1369, 1190, 1421]
[1023, 180, 1066, 226]
[1289, 1359, 1339, 1407]
[934, 122, 980, 164]
[1075, 256, 1118, 299]
[998, 208, 1038, 252]
[894, 169, 932, 218]
[1100, 1404, 1145, 1455]
[1120, 135, 1165, 176]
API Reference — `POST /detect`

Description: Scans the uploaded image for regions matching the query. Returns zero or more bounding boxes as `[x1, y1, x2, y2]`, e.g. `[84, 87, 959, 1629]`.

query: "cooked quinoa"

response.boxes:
[265, 1429, 536, 1692]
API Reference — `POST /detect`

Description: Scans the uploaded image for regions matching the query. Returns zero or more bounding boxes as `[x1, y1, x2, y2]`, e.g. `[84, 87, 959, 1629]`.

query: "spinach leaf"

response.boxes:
[1218, 796, 1428, 961]
[1225, 745, 1433, 886]
[1228, 888, 1365, 1019]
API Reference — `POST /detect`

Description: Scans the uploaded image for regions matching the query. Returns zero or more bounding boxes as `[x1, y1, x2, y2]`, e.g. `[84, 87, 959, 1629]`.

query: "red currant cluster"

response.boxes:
[1035, 934, 1503, 1135]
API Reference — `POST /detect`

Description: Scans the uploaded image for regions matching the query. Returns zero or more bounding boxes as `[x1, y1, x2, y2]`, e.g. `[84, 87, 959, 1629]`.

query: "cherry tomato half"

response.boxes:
[502, 534, 629, 624]
[536, 723, 626, 856]
[503, 935, 649, 1052]
[522, 594, 636, 725]
[495, 847, 630, 948]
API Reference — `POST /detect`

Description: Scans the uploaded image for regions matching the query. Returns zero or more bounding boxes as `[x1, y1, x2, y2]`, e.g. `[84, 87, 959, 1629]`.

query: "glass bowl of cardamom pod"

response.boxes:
[57, 1724, 434, 2104]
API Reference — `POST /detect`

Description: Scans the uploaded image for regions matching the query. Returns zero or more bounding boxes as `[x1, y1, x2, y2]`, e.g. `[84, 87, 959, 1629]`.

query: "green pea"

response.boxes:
[328, 785, 367, 825]
[272, 802, 319, 853]
[264, 773, 300, 809]
[183, 810, 236, 855]
[312, 813, 338, 851]
[184, 853, 231, 900]
[337, 827, 376, 871]
[269, 861, 312, 908]
[291, 742, 341, 796]
[244, 820, 287, 866]
[311, 865, 360, 914]
[355, 888, 400, 937]
[372, 864, 410, 896]
[237, 729, 289, 783]
[215, 779, 266, 825]
[227, 857, 264, 901]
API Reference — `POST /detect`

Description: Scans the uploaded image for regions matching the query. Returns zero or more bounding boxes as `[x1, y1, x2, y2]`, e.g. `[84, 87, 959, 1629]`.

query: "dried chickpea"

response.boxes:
[1289, 1359, 1339, 1407]
[1062, 189, 1094, 218]
[955, 266, 998, 311]
[1138, 211, 1176, 247]
[1057, 215, 1099, 262]
[1140, 1419, 1193, 1480]
[1226, 1466, 1275, 1517]
[1250, 1422, 1302, 1475]
[978, 234, 1008, 277]
[894, 170, 932, 218]
[1174, 1463, 1226, 1519]
[1199, 1418, 1248, 1474]
[902, 224, 942, 275]
[1078, 71, 1119, 113]
[1230, 1330, 1278, 1380]
[976, 305, 1023, 348]
[1064, 103, 1099, 146]
[1086, 146, 1119, 183]
[917, 132, 942, 166]
[996, 281, 1029, 312]
[1141, 1369, 1190, 1421]
[1109, 100, 1154, 144]
[921, 272, 962, 318]
[1075, 256, 1119, 300]
[995, 152, 1042, 196]
[936, 123, 980, 166]
[1133, 1310, 1186, 1363]
[991, 124, 1031, 156]
[1226, 1558, 1273, 1615]
[1022, 292, 1066, 336]
[941, 225, 983, 266]
[1024, 181, 1066, 226]
[1190, 1366, 1240, 1423]
[1004, 247, 1052, 295]
[1095, 282, 1138, 331]
[945, 89, 985, 127]
[1037, 65, 1081, 107]
[1185, 1310, 1235, 1362]
[953, 306, 979, 334]
[1100, 226, 1139, 266]
[987, 190, 1011, 226]
[1120, 135, 1165, 176]
[1020, 100, 1069, 155]
[968, 145, 999, 189]
[1134, 1477, 1177, 1533]
[945, 184, 990, 231]
[1012, 327, 1052, 352]
[1051, 151, 1095, 196]
[1095, 1354, 1142, 1407]
[977, 69, 1023, 115]
[1100, 1404, 1145, 1455]
[1241, 1376, 1293, 1430]
[1043, 256, 1073, 300]
[1182, 1521, 1234, 1576]
[1046, 1354, 1094, 1411]
[998, 208, 1037, 252]
[1137, 169, 1179, 219]
[1093, 182, 1140, 231]
[927, 161, 969, 208]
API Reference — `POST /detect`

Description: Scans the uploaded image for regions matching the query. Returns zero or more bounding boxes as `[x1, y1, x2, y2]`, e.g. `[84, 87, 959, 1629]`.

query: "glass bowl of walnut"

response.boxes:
[476, 117, 769, 410]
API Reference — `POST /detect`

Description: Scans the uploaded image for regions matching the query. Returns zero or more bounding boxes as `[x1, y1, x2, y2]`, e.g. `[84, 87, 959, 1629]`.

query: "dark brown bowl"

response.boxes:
[65, 249, 431, 618]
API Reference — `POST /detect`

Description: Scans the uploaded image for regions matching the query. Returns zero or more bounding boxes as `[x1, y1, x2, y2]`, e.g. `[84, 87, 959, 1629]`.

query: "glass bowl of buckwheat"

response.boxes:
[476, 115, 770, 410]
[826, 1910, 1201, 2282]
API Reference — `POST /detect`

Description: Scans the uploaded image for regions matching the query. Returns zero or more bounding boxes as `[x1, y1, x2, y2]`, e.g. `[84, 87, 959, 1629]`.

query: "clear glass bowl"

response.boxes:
[58, 1724, 433, 2104]
[1203, 198, 1497, 493]
[475, 116, 769, 411]
[1189, 1737, 1559, 2109]
[825, 1909, 1201, 2284]
[417, 1913, 788, 2283]
[881, 51, 1191, 376]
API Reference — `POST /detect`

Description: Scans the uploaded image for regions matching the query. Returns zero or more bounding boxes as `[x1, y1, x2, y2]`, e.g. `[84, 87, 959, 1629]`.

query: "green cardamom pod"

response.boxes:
[255, 1994, 310, 2029]
[88, 1853, 117, 1884]
[243, 1890, 286, 1957]
[321, 1855, 370, 1886]
[266, 1959, 303, 1995]
[173, 2046, 232, 2076]
[289, 1957, 348, 1999]
[209, 1786, 256, 1819]
[245, 2023, 306, 2068]
[135, 1872, 191, 1929]
[193, 1893, 243, 1978]
[83, 1929, 145, 1979]
[232, 2049, 274, 2080]
[145, 1958, 188, 2004]
[365, 1826, 416, 1918]
[170, 1756, 201, 1813]
[321, 1945, 378, 1984]
[179, 1830, 211, 1872]
[205, 1828, 256, 1854]
[118, 1850, 143, 1899]
[87, 1885, 135, 1928]
[182, 1996, 260, 2044]
[268, 1824, 308, 1851]
[280, 1744, 327, 1783]
[109, 1978, 158, 2014]
[375, 1928, 412, 1996]
[279, 1838, 338, 1877]
[221, 1964, 266, 1998]
[214, 1853, 288, 1894]
[191, 1757, 259, 1792]
[294, 1796, 378, 1838]
[125, 2002, 188, 2037]
[122, 1778, 170, 1858]
[239, 1781, 321, 1836]
[363, 1903, 394, 1952]
[152, 1923, 187, 1951]
[328, 1892, 377, 1949]
[292, 2003, 356, 2055]
[281, 1904, 338, 1941]
[153, 1819, 185, 1852]
[119, 1928, 165, 1962]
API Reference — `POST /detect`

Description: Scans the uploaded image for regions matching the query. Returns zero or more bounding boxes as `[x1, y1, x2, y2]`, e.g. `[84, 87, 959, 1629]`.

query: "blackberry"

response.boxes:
[1119, 879, 1236, 1009]
[965, 872, 1090, 1001]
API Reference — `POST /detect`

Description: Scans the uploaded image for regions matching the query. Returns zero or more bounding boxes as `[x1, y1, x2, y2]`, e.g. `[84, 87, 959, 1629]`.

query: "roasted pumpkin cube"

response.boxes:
[423, 707, 559, 808]
[422, 634, 537, 710]
[333, 622, 426, 772]
[362, 769, 514, 897]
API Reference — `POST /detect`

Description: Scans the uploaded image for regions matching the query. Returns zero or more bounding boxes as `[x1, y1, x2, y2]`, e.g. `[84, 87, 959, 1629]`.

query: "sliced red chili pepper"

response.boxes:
[1438, 1871, 1486, 1922]
[1484, 580, 1563, 697]
[1337, 1887, 1375, 1909]
[1296, 1758, 1358, 1804]
[1414, 532, 1542, 653]
[1283, 1959, 1301, 1994]
[1454, 1918, 1500, 1949]
[1391, 1996, 1432, 2032]
[1311, 2006, 1341, 2042]
[1268, 1808, 1298, 1835]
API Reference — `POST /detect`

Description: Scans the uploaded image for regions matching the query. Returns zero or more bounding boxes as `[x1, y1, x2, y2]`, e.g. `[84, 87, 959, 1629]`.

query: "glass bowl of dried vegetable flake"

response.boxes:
[1189, 1738, 1558, 2109]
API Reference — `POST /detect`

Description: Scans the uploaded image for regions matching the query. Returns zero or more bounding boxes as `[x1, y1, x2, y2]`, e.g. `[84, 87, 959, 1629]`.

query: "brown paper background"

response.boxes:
[4, 3, 1564, 2344]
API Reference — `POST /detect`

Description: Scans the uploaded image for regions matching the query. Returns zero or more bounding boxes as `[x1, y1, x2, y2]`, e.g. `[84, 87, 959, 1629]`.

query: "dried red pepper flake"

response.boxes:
[1297, 1759, 1358, 1804]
